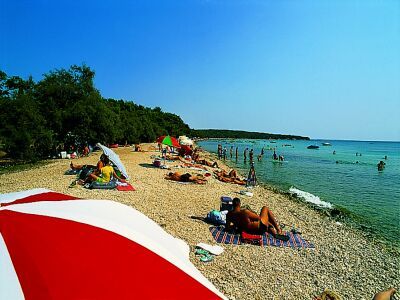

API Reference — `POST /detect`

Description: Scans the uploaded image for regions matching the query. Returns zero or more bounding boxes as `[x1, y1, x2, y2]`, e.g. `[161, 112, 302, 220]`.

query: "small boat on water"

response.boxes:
[322, 142, 332, 146]
[307, 145, 319, 149]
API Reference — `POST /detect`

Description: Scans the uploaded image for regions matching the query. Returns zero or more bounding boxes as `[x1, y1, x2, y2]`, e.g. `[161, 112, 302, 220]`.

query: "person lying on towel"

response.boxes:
[225, 198, 288, 241]
[165, 172, 207, 184]
[214, 169, 246, 185]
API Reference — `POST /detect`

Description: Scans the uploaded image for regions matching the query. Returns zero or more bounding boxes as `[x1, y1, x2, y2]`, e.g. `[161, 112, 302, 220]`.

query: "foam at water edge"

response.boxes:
[289, 187, 333, 209]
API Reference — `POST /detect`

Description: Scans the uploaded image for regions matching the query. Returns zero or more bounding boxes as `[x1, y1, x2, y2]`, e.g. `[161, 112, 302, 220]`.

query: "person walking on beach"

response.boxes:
[225, 198, 288, 241]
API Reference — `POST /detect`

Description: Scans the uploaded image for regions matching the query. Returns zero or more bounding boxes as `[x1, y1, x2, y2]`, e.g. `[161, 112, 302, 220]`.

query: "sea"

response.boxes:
[197, 139, 400, 247]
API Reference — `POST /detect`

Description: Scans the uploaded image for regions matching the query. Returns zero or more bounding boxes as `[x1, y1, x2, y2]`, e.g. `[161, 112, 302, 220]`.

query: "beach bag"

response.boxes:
[220, 196, 233, 211]
[206, 210, 227, 225]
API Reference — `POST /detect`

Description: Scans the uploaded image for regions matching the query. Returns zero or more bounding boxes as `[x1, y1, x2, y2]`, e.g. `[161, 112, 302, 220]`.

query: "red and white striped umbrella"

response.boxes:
[0, 189, 225, 300]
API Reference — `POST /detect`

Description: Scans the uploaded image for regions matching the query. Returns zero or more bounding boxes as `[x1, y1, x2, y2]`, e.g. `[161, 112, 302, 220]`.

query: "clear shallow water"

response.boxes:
[197, 139, 400, 246]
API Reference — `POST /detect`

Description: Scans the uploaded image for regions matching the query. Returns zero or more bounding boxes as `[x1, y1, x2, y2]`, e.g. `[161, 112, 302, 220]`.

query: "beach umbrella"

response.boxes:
[96, 143, 129, 180]
[157, 135, 181, 148]
[179, 136, 194, 146]
[0, 188, 226, 300]
[180, 140, 193, 146]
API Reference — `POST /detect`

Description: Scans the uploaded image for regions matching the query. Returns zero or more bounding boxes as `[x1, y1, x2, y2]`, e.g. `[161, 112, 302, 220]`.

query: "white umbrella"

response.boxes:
[180, 139, 193, 146]
[96, 143, 129, 180]
[0, 188, 226, 299]
[179, 136, 194, 146]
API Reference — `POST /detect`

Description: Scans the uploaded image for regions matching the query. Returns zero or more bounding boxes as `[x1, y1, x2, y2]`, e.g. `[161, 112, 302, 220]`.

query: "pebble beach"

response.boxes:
[0, 144, 398, 299]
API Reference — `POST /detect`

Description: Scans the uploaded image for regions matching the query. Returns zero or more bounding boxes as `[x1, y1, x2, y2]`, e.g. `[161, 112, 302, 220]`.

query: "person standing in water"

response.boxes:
[235, 146, 238, 160]
[273, 150, 278, 160]
[230, 146, 233, 159]
[223, 146, 227, 160]
[217, 144, 222, 159]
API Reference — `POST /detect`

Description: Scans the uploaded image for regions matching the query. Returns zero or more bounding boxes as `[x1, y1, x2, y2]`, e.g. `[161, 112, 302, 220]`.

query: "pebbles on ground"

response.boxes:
[0, 144, 398, 299]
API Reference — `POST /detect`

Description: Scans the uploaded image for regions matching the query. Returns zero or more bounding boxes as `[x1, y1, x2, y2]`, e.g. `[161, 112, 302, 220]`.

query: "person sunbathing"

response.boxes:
[220, 176, 246, 185]
[214, 169, 238, 178]
[85, 156, 125, 184]
[214, 169, 246, 185]
[373, 288, 396, 300]
[165, 172, 207, 184]
[182, 162, 208, 170]
[70, 153, 107, 175]
[225, 198, 286, 239]
[194, 157, 219, 168]
[165, 154, 186, 162]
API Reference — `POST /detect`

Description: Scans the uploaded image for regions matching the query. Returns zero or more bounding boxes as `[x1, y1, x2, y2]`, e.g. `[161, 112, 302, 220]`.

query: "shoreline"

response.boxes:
[199, 142, 400, 251]
[0, 144, 398, 299]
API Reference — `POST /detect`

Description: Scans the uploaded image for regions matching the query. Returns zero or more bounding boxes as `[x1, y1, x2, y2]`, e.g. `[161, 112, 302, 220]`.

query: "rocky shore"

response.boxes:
[0, 144, 398, 299]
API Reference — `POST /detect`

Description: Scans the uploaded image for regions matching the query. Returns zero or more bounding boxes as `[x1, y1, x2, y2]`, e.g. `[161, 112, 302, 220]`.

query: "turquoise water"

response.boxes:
[197, 139, 400, 246]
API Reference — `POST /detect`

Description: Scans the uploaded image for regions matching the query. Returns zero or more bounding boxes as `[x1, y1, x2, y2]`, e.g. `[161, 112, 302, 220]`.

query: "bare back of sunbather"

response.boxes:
[165, 172, 207, 184]
[226, 199, 282, 235]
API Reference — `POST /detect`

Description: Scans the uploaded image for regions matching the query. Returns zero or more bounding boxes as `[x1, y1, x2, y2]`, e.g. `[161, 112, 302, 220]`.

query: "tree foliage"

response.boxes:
[0, 65, 190, 160]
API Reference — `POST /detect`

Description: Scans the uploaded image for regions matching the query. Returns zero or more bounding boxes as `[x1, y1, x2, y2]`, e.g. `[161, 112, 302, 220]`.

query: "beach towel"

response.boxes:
[64, 169, 80, 175]
[209, 226, 315, 249]
[88, 181, 117, 190]
[116, 182, 136, 191]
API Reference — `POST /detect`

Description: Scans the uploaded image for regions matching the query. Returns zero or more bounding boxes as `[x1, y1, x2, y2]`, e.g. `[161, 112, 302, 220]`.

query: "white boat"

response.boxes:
[322, 142, 331, 146]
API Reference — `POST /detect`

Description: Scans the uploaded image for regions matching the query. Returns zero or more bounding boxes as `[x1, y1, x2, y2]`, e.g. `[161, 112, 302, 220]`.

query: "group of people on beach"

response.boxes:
[69, 153, 125, 187]
[213, 169, 246, 185]
[162, 145, 249, 185]
[217, 144, 288, 163]
[64, 141, 396, 299]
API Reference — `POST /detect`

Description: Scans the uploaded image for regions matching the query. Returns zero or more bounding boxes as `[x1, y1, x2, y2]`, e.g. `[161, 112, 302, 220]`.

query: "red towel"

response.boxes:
[241, 231, 262, 245]
[116, 183, 135, 191]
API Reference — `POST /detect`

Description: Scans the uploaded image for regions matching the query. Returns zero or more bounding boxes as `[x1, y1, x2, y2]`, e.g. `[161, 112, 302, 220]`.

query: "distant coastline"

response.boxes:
[191, 129, 310, 140]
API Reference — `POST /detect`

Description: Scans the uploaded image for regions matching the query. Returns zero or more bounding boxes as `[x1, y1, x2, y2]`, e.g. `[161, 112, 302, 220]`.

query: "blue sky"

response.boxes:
[1, 0, 399, 141]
